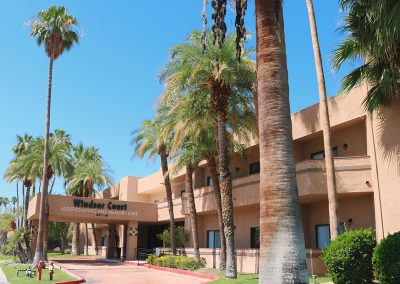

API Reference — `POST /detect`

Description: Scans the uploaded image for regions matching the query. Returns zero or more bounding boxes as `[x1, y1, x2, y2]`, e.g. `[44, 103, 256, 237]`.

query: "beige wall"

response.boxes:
[302, 194, 375, 248]
[197, 205, 260, 249]
[294, 120, 367, 162]
[368, 101, 400, 239]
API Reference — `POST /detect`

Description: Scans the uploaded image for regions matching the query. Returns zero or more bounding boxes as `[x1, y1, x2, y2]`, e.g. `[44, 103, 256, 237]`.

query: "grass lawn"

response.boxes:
[47, 252, 95, 259]
[0, 254, 14, 261]
[196, 268, 331, 283]
[0, 262, 76, 284]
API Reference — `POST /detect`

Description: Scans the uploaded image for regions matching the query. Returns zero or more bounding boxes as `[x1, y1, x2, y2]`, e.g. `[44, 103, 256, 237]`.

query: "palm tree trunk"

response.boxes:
[208, 157, 226, 271]
[216, 113, 236, 278]
[43, 202, 49, 261]
[255, 1, 308, 283]
[32, 179, 36, 197]
[71, 222, 80, 256]
[159, 145, 177, 255]
[24, 185, 31, 228]
[306, 0, 339, 239]
[61, 236, 65, 254]
[16, 182, 19, 228]
[49, 177, 56, 195]
[185, 164, 200, 262]
[21, 184, 25, 227]
[91, 223, 98, 255]
[85, 223, 89, 255]
[33, 57, 54, 265]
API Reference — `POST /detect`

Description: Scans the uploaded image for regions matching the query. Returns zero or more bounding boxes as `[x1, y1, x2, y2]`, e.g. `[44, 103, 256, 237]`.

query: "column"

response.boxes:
[126, 221, 138, 260]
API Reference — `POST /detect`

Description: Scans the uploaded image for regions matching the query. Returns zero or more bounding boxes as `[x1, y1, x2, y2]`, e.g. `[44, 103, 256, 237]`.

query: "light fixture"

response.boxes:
[343, 143, 348, 151]
[347, 218, 353, 226]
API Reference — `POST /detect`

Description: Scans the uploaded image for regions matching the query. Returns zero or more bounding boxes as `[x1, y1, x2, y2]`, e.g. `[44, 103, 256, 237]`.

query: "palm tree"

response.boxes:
[132, 115, 178, 255]
[163, 81, 257, 270]
[30, 5, 79, 264]
[254, 1, 309, 282]
[169, 138, 202, 263]
[333, 0, 400, 112]
[67, 145, 112, 255]
[16, 133, 72, 260]
[11, 196, 17, 213]
[206, 1, 309, 281]
[159, 31, 256, 278]
[305, 0, 339, 239]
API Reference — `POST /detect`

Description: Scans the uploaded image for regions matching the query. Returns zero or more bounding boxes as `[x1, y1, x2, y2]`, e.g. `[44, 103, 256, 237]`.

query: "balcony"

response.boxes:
[296, 156, 372, 200]
[157, 156, 372, 220]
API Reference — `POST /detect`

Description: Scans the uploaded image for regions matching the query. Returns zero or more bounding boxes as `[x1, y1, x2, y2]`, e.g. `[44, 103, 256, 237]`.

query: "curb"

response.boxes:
[143, 264, 218, 282]
[49, 259, 86, 284]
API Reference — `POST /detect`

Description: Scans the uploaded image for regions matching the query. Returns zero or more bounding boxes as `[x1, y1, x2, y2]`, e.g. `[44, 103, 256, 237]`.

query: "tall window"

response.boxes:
[250, 227, 260, 248]
[206, 174, 220, 186]
[207, 230, 221, 248]
[316, 223, 345, 249]
[310, 147, 339, 160]
[206, 176, 212, 186]
[249, 162, 260, 175]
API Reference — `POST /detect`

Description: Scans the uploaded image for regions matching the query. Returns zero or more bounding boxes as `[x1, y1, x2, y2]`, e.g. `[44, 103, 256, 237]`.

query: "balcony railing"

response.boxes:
[157, 156, 372, 214]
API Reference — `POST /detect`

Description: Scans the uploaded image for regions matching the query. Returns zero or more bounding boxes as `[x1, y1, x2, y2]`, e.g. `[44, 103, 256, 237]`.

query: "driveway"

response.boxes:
[55, 259, 208, 284]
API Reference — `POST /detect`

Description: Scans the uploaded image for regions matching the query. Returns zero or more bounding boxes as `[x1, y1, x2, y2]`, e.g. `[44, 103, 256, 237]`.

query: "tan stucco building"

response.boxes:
[28, 84, 400, 275]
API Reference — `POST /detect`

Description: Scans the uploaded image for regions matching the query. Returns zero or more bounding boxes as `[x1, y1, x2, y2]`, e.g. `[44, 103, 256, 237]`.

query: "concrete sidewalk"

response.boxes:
[55, 259, 208, 284]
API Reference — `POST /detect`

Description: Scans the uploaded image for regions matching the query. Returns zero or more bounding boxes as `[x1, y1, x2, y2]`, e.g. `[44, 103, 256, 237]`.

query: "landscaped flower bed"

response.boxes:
[146, 254, 206, 271]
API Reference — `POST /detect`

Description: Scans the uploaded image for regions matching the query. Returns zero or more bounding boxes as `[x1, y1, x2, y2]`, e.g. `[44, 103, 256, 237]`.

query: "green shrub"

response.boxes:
[146, 254, 205, 270]
[64, 248, 71, 254]
[146, 254, 157, 265]
[373, 231, 400, 283]
[321, 228, 376, 284]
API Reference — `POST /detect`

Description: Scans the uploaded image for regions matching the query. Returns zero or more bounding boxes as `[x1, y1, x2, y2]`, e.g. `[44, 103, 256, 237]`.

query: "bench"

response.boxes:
[16, 269, 37, 278]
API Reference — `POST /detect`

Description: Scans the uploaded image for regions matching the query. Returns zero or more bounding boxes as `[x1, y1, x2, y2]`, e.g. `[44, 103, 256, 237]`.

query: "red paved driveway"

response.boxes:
[55, 259, 208, 284]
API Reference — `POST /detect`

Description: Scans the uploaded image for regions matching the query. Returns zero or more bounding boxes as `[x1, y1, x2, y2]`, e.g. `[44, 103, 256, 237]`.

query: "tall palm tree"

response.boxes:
[255, 1, 308, 282]
[30, 6, 79, 264]
[206, 1, 309, 281]
[305, 0, 339, 239]
[132, 115, 178, 255]
[159, 31, 256, 278]
[333, 0, 400, 112]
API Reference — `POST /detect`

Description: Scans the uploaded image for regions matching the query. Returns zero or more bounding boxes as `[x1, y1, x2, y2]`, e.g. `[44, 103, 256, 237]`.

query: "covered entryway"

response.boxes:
[27, 194, 158, 260]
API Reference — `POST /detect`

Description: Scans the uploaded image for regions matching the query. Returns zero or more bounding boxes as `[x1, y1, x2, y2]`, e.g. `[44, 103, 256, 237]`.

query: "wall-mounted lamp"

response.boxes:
[343, 143, 348, 151]
[235, 167, 240, 172]
[366, 180, 370, 185]
[347, 218, 353, 226]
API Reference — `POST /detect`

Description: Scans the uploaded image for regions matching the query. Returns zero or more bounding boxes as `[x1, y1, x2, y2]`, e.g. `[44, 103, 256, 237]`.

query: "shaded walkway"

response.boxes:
[55, 259, 207, 284]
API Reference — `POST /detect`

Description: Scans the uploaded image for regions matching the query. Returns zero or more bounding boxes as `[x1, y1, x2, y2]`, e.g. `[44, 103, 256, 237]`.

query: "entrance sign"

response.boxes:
[27, 193, 158, 223]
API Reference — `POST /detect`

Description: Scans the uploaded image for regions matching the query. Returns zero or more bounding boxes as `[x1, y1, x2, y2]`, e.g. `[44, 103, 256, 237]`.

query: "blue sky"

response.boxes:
[0, 1, 351, 199]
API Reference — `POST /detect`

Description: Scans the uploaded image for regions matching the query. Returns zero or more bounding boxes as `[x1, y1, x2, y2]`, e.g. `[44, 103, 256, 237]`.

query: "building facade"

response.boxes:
[28, 84, 400, 275]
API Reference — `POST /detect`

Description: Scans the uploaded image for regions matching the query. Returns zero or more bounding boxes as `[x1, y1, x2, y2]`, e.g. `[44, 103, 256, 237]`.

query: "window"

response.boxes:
[206, 174, 220, 186]
[207, 230, 221, 248]
[249, 162, 260, 175]
[206, 176, 212, 186]
[310, 147, 339, 160]
[250, 227, 260, 248]
[316, 223, 345, 249]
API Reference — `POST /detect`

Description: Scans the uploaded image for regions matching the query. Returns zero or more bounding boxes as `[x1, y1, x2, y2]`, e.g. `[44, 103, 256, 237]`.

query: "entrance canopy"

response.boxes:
[28, 194, 158, 224]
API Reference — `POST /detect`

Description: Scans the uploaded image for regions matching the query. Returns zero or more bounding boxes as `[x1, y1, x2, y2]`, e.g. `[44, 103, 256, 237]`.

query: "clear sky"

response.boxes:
[0, 1, 351, 199]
